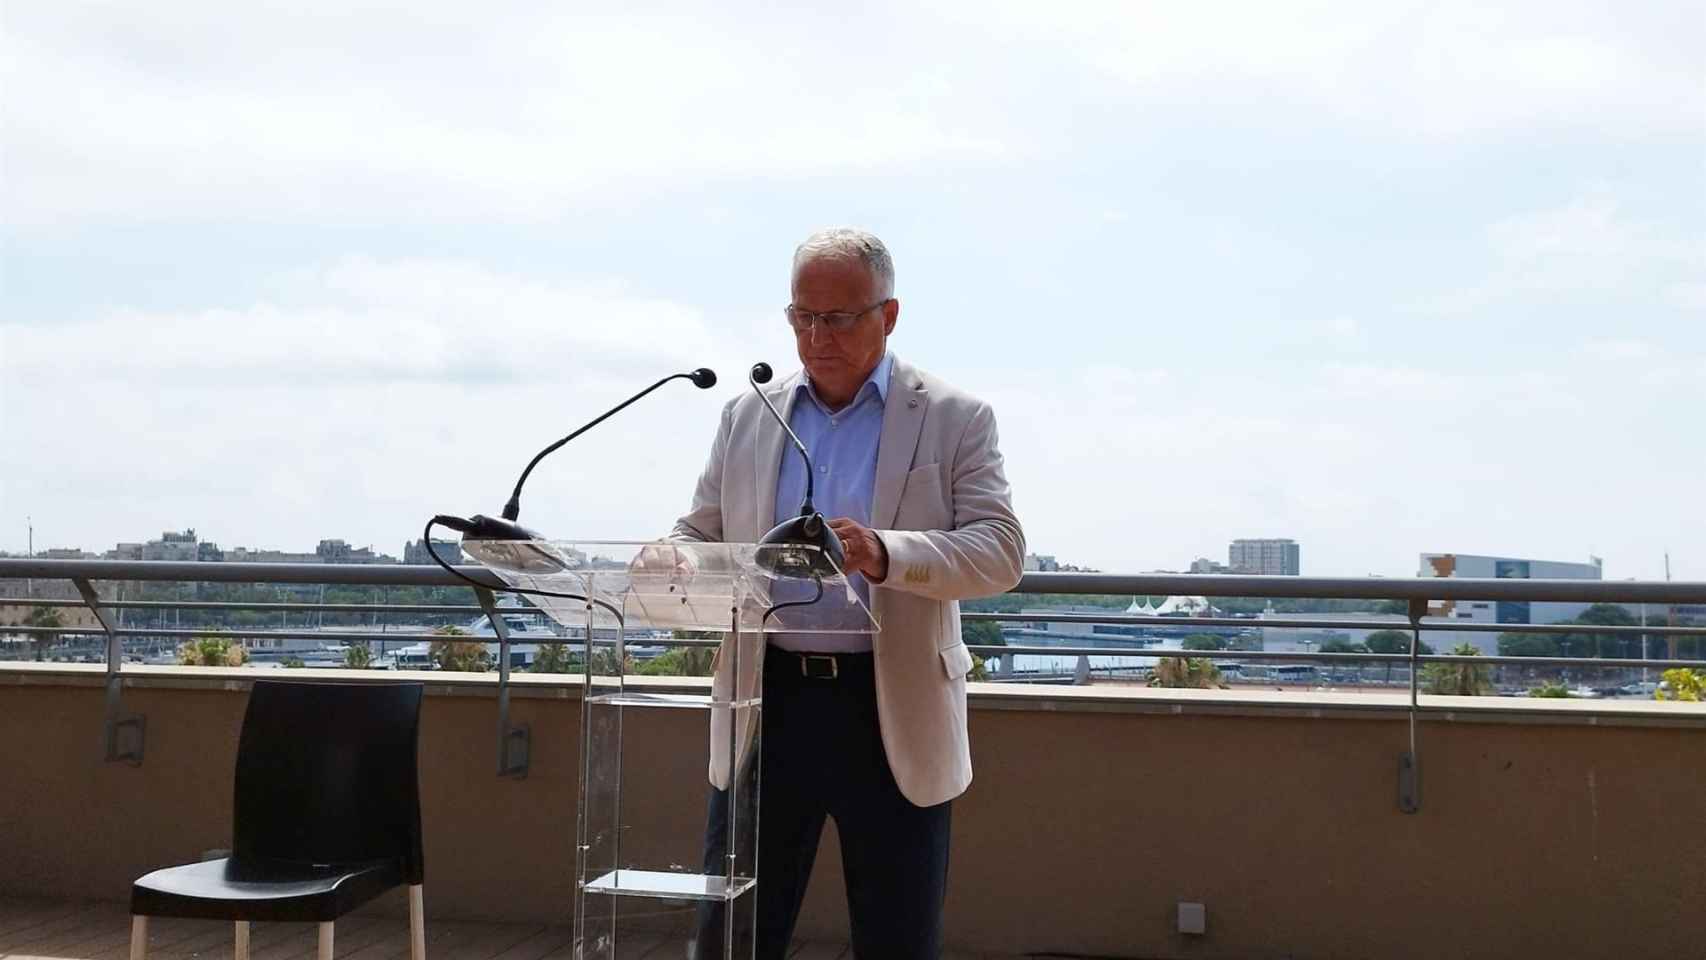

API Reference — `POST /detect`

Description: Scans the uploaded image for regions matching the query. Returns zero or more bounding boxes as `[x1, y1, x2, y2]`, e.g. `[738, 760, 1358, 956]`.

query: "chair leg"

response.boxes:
[129, 916, 147, 960]
[408, 884, 426, 960]
[318, 921, 334, 960]
[234, 921, 250, 960]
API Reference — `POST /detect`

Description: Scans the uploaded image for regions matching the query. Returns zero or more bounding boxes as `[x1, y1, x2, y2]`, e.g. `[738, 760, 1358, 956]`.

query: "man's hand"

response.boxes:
[630, 542, 698, 581]
[827, 518, 889, 582]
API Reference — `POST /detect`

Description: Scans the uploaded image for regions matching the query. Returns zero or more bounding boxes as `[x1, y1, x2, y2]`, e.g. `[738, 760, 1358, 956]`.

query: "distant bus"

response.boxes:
[1270, 664, 1320, 683]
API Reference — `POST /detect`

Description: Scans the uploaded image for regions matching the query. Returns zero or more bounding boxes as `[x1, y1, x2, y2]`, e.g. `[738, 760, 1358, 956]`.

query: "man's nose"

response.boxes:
[810, 320, 826, 346]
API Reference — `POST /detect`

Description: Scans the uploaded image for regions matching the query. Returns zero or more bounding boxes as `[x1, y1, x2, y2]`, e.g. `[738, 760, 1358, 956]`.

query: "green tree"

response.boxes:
[531, 642, 575, 674]
[1365, 630, 1432, 656]
[343, 642, 372, 670]
[429, 625, 490, 673]
[1149, 657, 1226, 689]
[1319, 639, 1368, 654]
[961, 619, 1006, 650]
[1363, 629, 1427, 685]
[968, 652, 990, 682]
[1422, 643, 1493, 696]
[1574, 603, 1639, 659]
[1181, 633, 1228, 651]
[24, 606, 63, 661]
[178, 636, 249, 667]
[1529, 680, 1570, 698]
[283, 656, 306, 668]
[1497, 632, 1561, 658]
[636, 646, 716, 677]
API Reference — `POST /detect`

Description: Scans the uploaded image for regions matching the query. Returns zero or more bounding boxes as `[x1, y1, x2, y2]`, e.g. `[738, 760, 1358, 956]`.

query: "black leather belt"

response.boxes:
[771, 650, 873, 681]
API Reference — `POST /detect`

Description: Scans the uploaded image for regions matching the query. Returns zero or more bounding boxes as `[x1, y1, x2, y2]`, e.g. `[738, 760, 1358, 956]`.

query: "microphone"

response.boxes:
[492, 366, 718, 535]
[437, 366, 718, 543]
[748, 362, 846, 577]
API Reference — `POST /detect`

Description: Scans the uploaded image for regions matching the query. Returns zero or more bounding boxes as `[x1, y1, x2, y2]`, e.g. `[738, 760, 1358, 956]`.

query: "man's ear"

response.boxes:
[883, 298, 900, 336]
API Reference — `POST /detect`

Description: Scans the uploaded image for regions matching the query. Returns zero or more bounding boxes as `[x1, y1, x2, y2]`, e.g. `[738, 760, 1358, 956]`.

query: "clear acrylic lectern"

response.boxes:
[463, 539, 877, 960]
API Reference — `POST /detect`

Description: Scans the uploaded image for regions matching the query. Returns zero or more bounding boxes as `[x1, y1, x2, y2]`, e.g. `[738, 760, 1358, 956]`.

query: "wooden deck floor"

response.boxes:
[0, 899, 1011, 960]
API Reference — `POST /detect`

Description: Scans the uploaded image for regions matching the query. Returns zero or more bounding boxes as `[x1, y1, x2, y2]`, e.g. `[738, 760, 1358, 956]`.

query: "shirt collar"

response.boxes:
[797, 351, 894, 414]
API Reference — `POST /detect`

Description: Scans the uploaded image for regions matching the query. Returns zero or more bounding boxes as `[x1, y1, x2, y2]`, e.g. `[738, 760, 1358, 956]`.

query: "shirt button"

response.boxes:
[819, 465, 829, 474]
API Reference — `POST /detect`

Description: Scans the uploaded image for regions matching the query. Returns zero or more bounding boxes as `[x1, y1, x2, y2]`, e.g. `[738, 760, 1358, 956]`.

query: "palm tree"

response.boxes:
[25, 606, 63, 661]
[178, 636, 249, 667]
[1149, 656, 1227, 689]
[429, 625, 490, 672]
[343, 641, 372, 670]
[531, 642, 575, 674]
[1422, 643, 1493, 696]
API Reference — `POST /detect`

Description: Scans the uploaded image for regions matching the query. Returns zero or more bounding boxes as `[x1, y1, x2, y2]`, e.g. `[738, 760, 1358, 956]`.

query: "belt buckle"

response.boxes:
[800, 654, 838, 679]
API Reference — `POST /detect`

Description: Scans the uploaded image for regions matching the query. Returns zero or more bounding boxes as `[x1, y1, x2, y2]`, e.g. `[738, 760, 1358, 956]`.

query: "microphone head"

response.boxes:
[750, 362, 773, 385]
[689, 367, 717, 389]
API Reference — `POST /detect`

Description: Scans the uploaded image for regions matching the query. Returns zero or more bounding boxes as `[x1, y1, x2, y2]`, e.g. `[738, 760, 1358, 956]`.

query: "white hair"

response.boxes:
[792, 228, 895, 299]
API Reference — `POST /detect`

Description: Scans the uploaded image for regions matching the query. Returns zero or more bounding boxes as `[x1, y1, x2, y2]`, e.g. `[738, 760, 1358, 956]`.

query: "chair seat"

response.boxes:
[131, 856, 403, 922]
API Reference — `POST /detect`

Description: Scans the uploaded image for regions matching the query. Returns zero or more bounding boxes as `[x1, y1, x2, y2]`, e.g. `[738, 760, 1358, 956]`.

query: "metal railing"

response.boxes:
[4, 558, 1704, 810]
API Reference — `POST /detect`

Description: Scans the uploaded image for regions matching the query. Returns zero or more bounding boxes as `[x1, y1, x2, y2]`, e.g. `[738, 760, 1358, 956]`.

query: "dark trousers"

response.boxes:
[695, 649, 952, 959]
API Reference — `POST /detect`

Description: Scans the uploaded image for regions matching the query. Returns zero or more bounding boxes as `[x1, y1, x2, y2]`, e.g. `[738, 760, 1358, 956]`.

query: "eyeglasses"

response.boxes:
[784, 299, 892, 333]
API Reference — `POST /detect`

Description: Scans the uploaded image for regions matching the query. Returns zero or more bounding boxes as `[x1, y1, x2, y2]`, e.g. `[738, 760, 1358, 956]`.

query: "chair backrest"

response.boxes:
[233, 680, 425, 883]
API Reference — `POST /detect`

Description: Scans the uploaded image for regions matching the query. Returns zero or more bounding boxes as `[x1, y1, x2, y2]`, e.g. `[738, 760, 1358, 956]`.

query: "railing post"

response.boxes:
[75, 578, 145, 765]
[476, 587, 530, 778]
[1398, 597, 1426, 814]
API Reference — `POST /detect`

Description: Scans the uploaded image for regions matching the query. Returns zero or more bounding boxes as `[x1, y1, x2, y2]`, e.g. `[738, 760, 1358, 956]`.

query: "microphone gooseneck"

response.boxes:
[418, 364, 718, 616]
[748, 361, 844, 578]
[748, 362, 815, 516]
[500, 367, 719, 526]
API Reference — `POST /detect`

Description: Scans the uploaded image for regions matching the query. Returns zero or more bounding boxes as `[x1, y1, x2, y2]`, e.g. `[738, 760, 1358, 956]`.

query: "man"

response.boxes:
[672, 228, 1024, 957]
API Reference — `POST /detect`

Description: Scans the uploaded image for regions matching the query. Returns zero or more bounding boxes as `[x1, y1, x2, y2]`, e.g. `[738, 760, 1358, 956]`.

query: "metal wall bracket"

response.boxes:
[75, 578, 145, 765]
[1398, 597, 1428, 814]
[476, 587, 530, 779]
[1398, 751, 1420, 814]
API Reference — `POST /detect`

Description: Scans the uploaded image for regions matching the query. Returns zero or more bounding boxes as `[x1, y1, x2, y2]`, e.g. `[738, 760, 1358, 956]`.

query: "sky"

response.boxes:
[2, 0, 1702, 579]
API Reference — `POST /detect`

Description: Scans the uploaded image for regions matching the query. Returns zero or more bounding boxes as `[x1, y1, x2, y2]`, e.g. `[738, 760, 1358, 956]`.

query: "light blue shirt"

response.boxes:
[770, 352, 892, 652]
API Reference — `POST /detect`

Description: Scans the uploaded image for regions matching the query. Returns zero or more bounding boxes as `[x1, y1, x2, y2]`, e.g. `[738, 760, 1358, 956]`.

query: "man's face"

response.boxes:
[790, 255, 898, 406]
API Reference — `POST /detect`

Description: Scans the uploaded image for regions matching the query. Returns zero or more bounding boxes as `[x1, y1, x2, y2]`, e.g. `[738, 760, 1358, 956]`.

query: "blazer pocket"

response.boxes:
[896, 463, 949, 529]
[940, 642, 975, 680]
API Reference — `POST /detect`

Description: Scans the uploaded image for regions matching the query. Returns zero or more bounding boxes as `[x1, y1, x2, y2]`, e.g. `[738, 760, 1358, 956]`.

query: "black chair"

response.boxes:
[129, 680, 426, 960]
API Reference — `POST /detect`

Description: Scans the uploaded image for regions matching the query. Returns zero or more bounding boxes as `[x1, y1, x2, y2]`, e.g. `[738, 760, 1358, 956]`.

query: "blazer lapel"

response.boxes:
[753, 375, 797, 534]
[872, 360, 928, 531]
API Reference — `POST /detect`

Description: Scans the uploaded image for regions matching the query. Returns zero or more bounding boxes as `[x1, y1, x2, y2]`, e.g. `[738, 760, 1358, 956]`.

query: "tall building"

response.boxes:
[1417, 553, 1603, 655]
[1229, 539, 1300, 576]
[404, 539, 462, 566]
[316, 539, 393, 564]
[141, 529, 202, 562]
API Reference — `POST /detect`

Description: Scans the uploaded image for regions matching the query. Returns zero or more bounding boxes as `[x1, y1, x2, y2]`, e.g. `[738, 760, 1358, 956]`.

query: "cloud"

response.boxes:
[1579, 339, 1656, 362]
[1410, 193, 1701, 315]
[960, 0, 1703, 139]
[0, 257, 745, 555]
[4, 258, 722, 386]
[1, 2, 1013, 224]
[5, 1, 1701, 224]
[982, 353, 1701, 577]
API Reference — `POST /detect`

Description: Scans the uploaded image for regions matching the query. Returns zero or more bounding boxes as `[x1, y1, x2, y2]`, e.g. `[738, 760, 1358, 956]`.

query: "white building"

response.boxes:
[1417, 553, 1603, 655]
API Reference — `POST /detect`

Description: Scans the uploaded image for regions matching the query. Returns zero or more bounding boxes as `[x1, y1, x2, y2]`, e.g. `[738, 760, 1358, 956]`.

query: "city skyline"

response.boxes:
[1, 522, 1673, 585]
[2, 2, 1701, 580]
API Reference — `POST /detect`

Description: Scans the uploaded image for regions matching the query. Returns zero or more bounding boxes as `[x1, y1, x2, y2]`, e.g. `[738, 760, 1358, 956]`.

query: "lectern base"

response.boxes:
[583, 869, 756, 902]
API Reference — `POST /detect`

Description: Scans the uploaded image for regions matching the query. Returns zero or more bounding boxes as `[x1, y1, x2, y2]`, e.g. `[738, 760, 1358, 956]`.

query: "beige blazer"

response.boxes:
[672, 356, 1024, 807]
